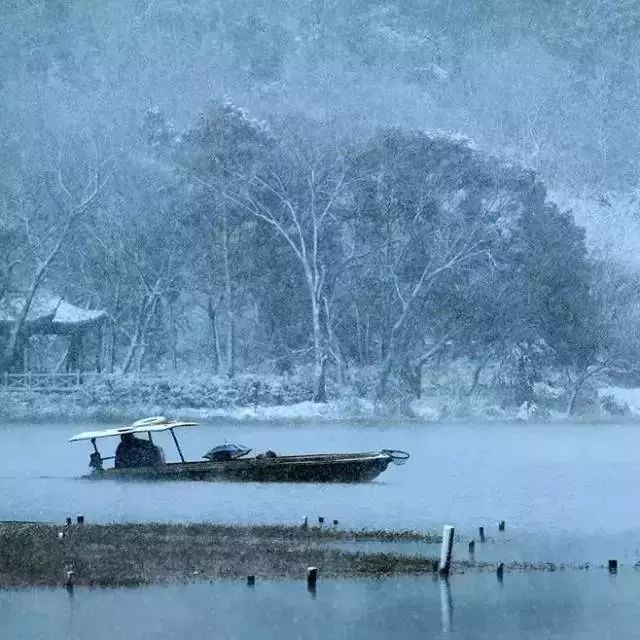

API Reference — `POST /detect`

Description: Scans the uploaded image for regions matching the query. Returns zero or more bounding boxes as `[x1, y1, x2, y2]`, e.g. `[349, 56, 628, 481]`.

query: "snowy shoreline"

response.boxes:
[1, 384, 639, 425]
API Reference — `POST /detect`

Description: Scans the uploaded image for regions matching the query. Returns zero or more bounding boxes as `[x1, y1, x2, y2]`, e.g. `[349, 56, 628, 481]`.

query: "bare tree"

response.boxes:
[376, 208, 495, 399]
[0, 153, 114, 372]
[565, 256, 640, 416]
[213, 143, 353, 402]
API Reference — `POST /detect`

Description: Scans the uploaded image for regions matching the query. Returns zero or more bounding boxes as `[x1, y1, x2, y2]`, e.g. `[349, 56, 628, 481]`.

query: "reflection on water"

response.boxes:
[440, 577, 452, 635]
[329, 533, 640, 568]
[2, 573, 640, 639]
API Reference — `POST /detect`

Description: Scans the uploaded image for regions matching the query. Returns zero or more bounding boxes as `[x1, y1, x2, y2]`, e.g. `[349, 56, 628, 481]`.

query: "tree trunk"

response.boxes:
[364, 312, 370, 366]
[380, 312, 390, 361]
[272, 325, 292, 375]
[324, 297, 345, 384]
[377, 352, 395, 400]
[222, 211, 235, 378]
[207, 296, 221, 375]
[55, 344, 70, 373]
[165, 298, 178, 372]
[136, 296, 160, 372]
[136, 333, 147, 372]
[22, 339, 29, 374]
[354, 304, 363, 366]
[402, 343, 452, 400]
[566, 385, 580, 417]
[467, 349, 494, 397]
[311, 295, 326, 402]
[565, 366, 600, 416]
[122, 295, 158, 374]
[401, 359, 422, 399]
[108, 285, 121, 374]
[95, 322, 104, 373]
[377, 321, 402, 399]
[414, 367, 422, 399]
[314, 354, 328, 403]
[122, 300, 146, 374]
[108, 319, 117, 374]
[515, 352, 534, 406]
[65, 332, 82, 373]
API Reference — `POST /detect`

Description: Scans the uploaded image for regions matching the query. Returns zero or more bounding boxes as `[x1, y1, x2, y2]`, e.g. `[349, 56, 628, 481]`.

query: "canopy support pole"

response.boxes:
[170, 428, 185, 462]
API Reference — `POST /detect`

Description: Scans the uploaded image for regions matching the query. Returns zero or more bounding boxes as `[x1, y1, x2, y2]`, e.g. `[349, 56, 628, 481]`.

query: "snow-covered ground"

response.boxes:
[170, 398, 379, 422]
[598, 386, 640, 416]
[3, 385, 638, 424]
[1, 365, 638, 423]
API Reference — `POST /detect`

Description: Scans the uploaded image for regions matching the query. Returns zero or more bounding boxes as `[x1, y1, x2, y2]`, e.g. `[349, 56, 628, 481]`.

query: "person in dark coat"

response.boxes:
[115, 432, 164, 468]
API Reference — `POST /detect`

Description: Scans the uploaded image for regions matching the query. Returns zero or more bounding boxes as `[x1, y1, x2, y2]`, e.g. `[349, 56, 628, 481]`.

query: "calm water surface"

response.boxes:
[3, 419, 640, 638]
[2, 421, 639, 536]
[2, 573, 640, 640]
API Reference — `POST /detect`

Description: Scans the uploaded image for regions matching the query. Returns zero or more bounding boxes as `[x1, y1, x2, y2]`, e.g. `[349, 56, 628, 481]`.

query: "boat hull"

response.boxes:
[86, 452, 392, 483]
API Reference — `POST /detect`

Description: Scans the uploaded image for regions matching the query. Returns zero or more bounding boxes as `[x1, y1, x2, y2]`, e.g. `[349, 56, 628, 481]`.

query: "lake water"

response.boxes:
[2, 573, 640, 639]
[3, 419, 640, 638]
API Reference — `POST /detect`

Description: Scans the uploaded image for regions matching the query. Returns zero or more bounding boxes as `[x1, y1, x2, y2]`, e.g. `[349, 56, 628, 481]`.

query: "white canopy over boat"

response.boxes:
[68, 416, 199, 442]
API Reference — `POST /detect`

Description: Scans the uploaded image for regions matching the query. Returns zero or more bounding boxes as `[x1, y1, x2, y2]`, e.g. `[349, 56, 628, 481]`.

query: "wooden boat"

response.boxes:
[68, 417, 410, 483]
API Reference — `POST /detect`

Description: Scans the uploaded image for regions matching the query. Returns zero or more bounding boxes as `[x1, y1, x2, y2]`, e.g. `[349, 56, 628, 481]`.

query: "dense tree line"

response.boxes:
[2, 1, 640, 409]
[1, 98, 625, 408]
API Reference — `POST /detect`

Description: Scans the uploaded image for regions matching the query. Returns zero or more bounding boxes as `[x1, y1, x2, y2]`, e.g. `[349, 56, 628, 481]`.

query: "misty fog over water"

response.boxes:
[3, 420, 640, 562]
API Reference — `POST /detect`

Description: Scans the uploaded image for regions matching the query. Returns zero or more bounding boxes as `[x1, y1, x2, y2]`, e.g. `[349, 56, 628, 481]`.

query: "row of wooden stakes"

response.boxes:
[247, 567, 318, 591]
[301, 516, 339, 528]
[440, 521, 507, 577]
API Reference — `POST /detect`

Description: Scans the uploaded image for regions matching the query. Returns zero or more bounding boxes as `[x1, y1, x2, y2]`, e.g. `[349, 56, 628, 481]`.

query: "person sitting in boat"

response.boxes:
[114, 432, 164, 469]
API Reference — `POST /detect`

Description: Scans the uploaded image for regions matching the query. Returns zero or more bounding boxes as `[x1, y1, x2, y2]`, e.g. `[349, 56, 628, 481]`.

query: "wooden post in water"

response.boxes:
[66, 517, 72, 527]
[301, 516, 308, 529]
[77, 515, 84, 525]
[64, 564, 75, 591]
[247, 575, 255, 586]
[307, 567, 318, 591]
[479, 526, 486, 542]
[439, 575, 452, 635]
[318, 516, 324, 525]
[468, 540, 475, 557]
[608, 560, 618, 574]
[439, 525, 455, 576]
[496, 562, 504, 583]
[498, 521, 505, 532]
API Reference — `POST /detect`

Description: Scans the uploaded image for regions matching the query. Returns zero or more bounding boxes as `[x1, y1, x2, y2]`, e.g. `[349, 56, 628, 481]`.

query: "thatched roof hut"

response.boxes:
[0, 290, 107, 373]
[0, 291, 106, 335]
